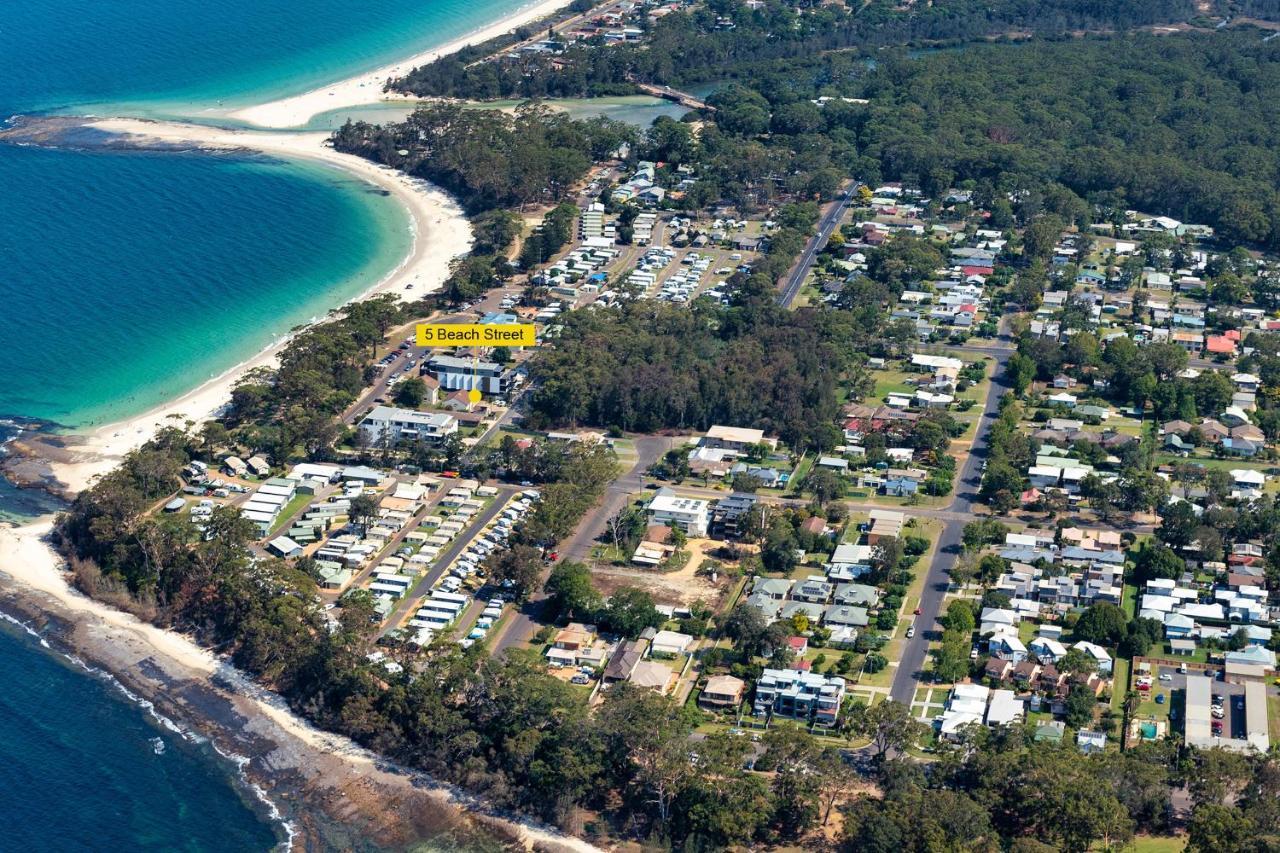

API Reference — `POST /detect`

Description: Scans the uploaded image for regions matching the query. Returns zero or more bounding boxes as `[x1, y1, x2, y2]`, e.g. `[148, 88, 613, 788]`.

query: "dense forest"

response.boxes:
[331, 103, 634, 213]
[394, 0, 1197, 100]
[525, 243, 895, 450]
[848, 32, 1280, 248]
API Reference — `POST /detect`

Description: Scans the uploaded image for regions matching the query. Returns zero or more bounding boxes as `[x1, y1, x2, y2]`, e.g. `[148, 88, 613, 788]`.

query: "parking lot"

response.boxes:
[1136, 662, 1249, 739]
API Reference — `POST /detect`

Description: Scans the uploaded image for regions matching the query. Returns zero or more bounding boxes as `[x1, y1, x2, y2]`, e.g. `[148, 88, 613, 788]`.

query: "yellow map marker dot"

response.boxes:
[468, 388, 482, 404]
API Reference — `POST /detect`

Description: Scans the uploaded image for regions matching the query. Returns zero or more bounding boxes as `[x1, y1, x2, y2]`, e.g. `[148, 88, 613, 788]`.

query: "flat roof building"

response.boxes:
[359, 406, 458, 445]
[647, 488, 709, 537]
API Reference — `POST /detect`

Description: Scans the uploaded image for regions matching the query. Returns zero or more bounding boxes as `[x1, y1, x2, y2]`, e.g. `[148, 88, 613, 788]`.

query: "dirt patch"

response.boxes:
[592, 538, 745, 608]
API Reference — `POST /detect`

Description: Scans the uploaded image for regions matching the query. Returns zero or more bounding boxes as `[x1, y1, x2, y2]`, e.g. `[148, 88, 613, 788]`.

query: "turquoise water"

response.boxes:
[0, 0, 539, 843]
[0, 142, 412, 428]
[1, 0, 541, 119]
[0, 622, 281, 851]
[0, 0, 548, 427]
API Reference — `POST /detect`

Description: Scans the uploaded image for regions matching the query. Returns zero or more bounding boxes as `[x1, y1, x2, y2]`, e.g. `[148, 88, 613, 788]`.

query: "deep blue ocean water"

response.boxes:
[0, 622, 282, 851]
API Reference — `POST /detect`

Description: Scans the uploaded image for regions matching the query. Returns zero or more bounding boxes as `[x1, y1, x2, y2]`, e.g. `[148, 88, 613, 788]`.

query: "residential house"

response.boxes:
[833, 583, 879, 608]
[753, 668, 846, 726]
[710, 492, 759, 538]
[359, 406, 459, 445]
[699, 675, 746, 711]
[603, 640, 647, 683]
[546, 623, 601, 668]
[823, 605, 869, 629]
[702, 425, 775, 454]
[650, 630, 693, 657]
[646, 488, 710, 536]
[1029, 637, 1068, 664]
[424, 354, 515, 396]
[1072, 641, 1114, 675]
[791, 578, 834, 603]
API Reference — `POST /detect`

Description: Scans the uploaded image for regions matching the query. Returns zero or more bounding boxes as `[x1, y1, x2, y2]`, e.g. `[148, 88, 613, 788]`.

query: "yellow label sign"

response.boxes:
[416, 323, 536, 347]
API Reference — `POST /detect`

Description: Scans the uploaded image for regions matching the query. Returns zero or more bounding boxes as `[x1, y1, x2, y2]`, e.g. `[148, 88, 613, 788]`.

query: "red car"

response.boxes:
[913, 607, 922, 616]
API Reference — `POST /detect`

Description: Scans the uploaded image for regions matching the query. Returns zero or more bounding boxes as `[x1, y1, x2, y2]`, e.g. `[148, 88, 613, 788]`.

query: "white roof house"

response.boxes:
[1071, 641, 1113, 673]
[359, 406, 458, 444]
[1231, 469, 1266, 488]
[1029, 637, 1067, 662]
[650, 630, 694, 656]
[939, 683, 990, 738]
[911, 354, 964, 371]
[647, 489, 710, 537]
[704, 425, 775, 450]
[986, 689, 1024, 726]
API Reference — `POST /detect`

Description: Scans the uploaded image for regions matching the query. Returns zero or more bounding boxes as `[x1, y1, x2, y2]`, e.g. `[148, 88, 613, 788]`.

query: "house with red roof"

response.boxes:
[1206, 335, 1237, 356]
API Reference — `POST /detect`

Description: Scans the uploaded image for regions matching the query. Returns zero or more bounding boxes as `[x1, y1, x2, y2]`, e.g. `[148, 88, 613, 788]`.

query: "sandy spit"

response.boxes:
[14, 117, 471, 498]
[230, 0, 573, 129]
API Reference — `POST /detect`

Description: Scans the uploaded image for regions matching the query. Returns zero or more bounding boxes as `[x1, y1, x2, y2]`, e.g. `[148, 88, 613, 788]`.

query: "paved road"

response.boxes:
[778, 181, 859, 308]
[487, 434, 676, 656]
[378, 488, 517, 637]
[889, 338, 1014, 705]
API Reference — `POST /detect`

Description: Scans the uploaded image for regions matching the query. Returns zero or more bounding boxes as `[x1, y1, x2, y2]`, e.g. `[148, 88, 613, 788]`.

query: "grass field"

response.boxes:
[268, 492, 314, 536]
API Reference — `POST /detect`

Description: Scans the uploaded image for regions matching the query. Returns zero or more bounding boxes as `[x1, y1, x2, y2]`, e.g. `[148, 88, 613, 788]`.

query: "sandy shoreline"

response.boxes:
[0, 115, 601, 852]
[0, 521, 600, 852]
[7, 117, 472, 498]
[231, 0, 573, 129]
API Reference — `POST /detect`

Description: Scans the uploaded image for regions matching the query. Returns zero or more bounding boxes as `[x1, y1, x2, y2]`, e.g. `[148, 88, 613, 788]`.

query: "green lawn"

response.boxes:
[871, 369, 919, 400]
[787, 455, 814, 492]
[268, 492, 314, 536]
[1111, 658, 1131, 710]
[1110, 836, 1186, 853]
[1135, 688, 1173, 723]
[1121, 584, 1138, 619]
[857, 661, 897, 689]
[1158, 642, 1208, 663]
[901, 518, 942, 615]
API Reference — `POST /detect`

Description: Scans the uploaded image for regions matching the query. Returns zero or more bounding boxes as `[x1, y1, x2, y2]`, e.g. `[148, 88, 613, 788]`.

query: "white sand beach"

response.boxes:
[231, 0, 572, 128]
[28, 118, 472, 497]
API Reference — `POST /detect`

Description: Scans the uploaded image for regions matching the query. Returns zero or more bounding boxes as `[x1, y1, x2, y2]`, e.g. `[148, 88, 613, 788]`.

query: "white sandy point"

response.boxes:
[38, 118, 471, 496]
[230, 0, 572, 129]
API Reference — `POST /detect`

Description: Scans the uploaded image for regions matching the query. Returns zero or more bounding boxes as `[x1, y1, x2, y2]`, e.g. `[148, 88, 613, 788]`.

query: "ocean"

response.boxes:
[0, 0, 552, 465]
[0, 141, 412, 429]
[0, 0, 549, 846]
[0, 621, 282, 851]
[0, 0, 545, 118]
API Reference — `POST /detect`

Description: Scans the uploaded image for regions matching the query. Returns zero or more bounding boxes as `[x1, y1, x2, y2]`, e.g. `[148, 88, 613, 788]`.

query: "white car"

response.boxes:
[1158, 673, 1173, 682]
